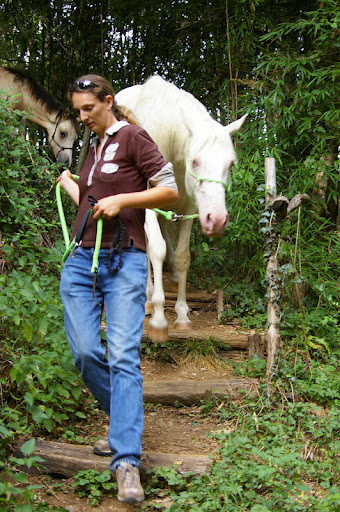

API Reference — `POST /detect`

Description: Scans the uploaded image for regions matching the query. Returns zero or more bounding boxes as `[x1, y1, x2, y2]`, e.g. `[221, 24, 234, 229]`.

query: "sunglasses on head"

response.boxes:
[75, 80, 99, 90]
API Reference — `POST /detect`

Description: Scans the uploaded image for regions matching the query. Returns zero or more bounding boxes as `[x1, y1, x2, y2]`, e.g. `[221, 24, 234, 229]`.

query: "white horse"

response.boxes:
[0, 67, 79, 166]
[116, 76, 247, 341]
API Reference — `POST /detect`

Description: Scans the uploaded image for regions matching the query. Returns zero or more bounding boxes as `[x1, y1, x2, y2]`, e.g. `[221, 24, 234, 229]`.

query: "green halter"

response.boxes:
[186, 160, 232, 207]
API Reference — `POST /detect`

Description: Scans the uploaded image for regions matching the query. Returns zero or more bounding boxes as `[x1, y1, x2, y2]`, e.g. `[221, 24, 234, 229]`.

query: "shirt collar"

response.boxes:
[92, 120, 129, 147]
[106, 120, 129, 135]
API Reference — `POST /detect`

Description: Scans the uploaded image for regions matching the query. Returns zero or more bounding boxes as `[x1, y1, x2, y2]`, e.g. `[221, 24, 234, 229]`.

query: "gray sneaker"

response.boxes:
[116, 462, 145, 503]
[93, 439, 112, 456]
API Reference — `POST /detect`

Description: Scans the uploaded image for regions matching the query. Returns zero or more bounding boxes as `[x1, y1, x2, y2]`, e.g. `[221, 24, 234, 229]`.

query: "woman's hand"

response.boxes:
[92, 195, 124, 220]
[92, 187, 178, 220]
[57, 170, 80, 206]
[56, 169, 74, 188]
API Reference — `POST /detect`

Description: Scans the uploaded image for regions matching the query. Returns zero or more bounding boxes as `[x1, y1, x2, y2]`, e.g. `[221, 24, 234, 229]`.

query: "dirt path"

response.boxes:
[18, 281, 251, 511]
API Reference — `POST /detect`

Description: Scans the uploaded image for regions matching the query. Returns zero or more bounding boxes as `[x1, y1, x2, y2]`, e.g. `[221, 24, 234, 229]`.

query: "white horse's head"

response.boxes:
[47, 113, 79, 167]
[184, 114, 247, 236]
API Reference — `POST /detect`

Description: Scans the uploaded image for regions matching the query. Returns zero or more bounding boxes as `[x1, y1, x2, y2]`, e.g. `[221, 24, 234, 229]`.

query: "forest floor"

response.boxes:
[14, 277, 252, 511]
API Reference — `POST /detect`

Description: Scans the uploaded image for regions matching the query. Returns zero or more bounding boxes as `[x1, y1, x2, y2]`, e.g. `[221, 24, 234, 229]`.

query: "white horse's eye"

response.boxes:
[60, 131, 66, 139]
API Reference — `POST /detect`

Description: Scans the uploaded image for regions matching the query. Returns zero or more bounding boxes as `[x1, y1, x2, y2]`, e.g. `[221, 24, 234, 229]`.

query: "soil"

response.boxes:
[12, 278, 250, 511]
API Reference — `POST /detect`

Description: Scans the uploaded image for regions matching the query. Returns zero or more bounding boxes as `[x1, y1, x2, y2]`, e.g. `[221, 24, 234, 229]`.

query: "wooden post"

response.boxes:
[216, 289, 224, 320]
[264, 158, 281, 380]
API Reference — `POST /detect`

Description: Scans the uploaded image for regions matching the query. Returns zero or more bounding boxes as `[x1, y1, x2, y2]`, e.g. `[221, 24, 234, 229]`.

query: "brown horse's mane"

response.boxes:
[4, 66, 78, 128]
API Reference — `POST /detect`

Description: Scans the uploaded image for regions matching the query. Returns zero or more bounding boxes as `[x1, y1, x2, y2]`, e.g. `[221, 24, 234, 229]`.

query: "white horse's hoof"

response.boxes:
[147, 324, 168, 343]
[174, 321, 191, 331]
[145, 302, 153, 316]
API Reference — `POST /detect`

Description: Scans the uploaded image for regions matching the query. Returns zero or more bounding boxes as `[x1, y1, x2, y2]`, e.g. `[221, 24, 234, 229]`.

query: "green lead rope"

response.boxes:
[152, 208, 199, 221]
[56, 175, 103, 274]
[91, 211, 102, 274]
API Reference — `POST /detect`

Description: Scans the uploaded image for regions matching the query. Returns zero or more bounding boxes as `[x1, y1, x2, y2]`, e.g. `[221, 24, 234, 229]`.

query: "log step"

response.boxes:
[142, 329, 249, 349]
[13, 440, 211, 479]
[143, 378, 257, 405]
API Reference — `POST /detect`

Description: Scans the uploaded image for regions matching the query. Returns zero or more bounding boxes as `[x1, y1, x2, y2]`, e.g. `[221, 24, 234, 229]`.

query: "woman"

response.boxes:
[58, 74, 178, 504]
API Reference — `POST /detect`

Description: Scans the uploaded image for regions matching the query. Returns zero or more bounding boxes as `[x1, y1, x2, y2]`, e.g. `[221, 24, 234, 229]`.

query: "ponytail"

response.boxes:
[113, 102, 140, 126]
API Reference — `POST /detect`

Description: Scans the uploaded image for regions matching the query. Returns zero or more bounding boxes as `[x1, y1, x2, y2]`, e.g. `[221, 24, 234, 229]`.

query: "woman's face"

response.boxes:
[72, 91, 114, 137]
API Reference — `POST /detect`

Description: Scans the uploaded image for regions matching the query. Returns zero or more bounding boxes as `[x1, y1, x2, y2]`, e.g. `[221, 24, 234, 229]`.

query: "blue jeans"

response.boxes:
[60, 246, 148, 471]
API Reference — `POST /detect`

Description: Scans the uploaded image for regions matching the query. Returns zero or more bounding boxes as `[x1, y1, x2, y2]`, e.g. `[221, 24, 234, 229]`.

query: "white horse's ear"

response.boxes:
[225, 114, 248, 136]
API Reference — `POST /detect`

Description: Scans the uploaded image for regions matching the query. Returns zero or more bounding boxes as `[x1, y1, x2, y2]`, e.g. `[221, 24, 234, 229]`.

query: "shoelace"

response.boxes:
[120, 465, 137, 487]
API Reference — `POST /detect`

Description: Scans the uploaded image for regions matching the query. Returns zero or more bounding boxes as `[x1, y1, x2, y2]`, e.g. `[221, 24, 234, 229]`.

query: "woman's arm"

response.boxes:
[92, 186, 178, 220]
[57, 170, 80, 206]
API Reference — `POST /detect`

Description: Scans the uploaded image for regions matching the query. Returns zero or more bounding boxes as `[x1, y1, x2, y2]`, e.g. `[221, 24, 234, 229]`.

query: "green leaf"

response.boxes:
[43, 419, 55, 433]
[20, 438, 36, 456]
[22, 323, 33, 342]
[75, 411, 87, 418]
[15, 503, 33, 512]
[12, 472, 29, 483]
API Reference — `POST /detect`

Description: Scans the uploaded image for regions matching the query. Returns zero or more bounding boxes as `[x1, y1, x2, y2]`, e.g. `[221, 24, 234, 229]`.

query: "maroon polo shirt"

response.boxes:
[70, 121, 167, 252]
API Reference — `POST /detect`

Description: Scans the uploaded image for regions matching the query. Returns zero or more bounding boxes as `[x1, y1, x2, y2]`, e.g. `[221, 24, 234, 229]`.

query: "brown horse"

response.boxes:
[0, 66, 79, 166]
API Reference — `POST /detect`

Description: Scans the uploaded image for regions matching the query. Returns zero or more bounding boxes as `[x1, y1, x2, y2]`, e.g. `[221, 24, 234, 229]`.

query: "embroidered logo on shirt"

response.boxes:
[103, 143, 119, 161]
[101, 163, 119, 174]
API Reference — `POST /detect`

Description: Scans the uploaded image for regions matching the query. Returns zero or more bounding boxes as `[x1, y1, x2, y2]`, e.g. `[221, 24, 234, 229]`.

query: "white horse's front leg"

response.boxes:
[144, 209, 168, 342]
[174, 218, 194, 330]
[159, 218, 178, 290]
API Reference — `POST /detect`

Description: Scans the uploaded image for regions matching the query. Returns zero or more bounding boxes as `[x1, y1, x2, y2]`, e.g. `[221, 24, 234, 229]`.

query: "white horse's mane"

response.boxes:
[147, 76, 210, 114]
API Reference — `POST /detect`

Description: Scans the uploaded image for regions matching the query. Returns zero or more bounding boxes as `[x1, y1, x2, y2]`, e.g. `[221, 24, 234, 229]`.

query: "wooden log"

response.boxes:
[271, 195, 289, 220]
[165, 299, 214, 310]
[248, 332, 266, 359]
[164, 291, 234, 305]
[143, 378, 257, 405]
[248, 330, 257, 359]
[287, 193, 310, 214]
[102, 326, 249, 349]
[165, 291, 215, 302]
[142, 329, 249, 349]
[258, 333, 266, 358]
[13, 440, 212, 479]
[219, 350, 247, 361]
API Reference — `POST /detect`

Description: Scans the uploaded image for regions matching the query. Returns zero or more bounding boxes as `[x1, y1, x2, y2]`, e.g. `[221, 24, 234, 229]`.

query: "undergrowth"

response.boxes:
[141, 352, 339, 511]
